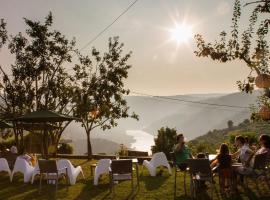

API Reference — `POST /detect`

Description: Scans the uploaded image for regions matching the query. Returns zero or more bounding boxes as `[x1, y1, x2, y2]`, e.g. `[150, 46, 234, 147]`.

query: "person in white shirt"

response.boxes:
[232, 136, 254, 166]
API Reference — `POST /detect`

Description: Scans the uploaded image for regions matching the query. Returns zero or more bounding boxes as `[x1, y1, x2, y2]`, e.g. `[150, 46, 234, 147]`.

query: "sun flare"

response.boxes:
[169, 23, 193, 44]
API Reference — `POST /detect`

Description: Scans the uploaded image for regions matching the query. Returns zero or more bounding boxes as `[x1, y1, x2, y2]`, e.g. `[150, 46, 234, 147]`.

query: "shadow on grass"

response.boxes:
[140, 174, 169, 191]
[0, 175, 69, 200]
[74, 178, 139, 200]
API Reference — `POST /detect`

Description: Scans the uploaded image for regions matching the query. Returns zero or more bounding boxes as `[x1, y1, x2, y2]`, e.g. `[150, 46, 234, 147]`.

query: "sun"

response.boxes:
[169, 23, 193, 45]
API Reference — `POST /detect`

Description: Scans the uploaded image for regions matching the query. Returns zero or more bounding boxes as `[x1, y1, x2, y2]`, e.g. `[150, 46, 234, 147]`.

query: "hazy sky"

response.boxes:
[0, 0, 255, 95]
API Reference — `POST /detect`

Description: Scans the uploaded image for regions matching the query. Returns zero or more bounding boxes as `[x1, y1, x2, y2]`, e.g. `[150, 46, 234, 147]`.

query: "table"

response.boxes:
[208, 154, 217, 161]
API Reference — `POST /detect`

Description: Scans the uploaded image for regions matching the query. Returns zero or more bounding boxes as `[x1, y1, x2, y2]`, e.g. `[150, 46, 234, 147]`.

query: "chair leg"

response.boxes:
[39, 174, 42, 194]
[174, 168, 177, 199]
[56, 175, 58, 193]
[184, 171, 187, 196]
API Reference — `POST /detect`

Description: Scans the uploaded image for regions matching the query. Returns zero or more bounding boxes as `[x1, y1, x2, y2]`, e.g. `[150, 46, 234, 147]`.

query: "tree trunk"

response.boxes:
[87, 131, 92, 160]
[19, 130, 24, 154]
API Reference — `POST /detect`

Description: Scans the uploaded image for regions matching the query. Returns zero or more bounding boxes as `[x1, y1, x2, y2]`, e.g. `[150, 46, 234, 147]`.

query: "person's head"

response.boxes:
[197, 152, 206, 159]
[259, 134, 270, 149]
[219, 143, 229, 156]
[245, 136, 249, 145]
[176, 134, 185, 144]
[235, 136, 245, 148]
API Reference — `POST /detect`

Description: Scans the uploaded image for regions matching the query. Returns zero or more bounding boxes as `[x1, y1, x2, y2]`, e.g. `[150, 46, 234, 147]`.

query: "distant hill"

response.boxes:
[72, 138, 120, 155]
[62, 91, 259, 154]
[145, 92, 258, 139]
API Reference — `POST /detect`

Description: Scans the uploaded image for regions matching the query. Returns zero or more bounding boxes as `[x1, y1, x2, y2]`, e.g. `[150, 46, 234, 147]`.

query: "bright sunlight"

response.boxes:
[169, 23, 193, 45]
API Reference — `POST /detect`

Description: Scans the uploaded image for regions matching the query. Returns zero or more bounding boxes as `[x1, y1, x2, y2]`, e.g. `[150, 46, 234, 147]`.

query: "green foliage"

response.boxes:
[58, 143, 73, 154]
[151, 127, 177, 159]
[228, 130, 258, 145]
[195, 0, 270, 96]
[72, 37, 138, 157]
[0, 13, 76, 156]
[190, 119, 270, 154]
[0, 13, 136, 158]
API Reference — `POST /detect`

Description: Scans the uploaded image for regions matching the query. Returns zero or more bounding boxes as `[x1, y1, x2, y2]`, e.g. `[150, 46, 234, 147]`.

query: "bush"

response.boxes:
[151, 127, 177, 159]
[58, 143, 73, 154]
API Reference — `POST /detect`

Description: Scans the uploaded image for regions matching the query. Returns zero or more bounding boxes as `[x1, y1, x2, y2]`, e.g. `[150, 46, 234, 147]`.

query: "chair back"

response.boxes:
[151, 152, 168, 167]
[187, 158, 212, 176]
[0, 151, 17, 169]
[0, 158, 10, 171]
[253, 152, 268, 170]
[38, 159, 57, 173]
[170, 152, 176, 163]
[96, 159, 111, 173]
[111, 159, 132, 174]
[57, 159, 73, 174]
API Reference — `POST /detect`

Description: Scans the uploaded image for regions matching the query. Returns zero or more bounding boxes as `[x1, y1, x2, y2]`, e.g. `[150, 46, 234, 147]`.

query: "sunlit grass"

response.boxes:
[0, 159, 270, 199]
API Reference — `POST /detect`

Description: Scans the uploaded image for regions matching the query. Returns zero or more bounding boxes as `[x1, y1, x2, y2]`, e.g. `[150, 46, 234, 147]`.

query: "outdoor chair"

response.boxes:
[31, 164, 40, 184]
[0, 158, 12, 181]
[170, 152, 188, 199]
[0, 151, 17, 170]
[143, 152, 172, 176]
[109, 159, 133, 193]
[94, 159, 111, 185]
[38, 159, 68, 194]
[57, 159, 85, 185]
[11, 157, 34, 183]
[242, 152, 270, 190]
[187, 158, 215, 199]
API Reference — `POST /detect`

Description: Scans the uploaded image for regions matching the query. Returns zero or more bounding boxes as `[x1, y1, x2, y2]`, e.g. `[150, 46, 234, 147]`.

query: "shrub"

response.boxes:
[58, 143, 73, 154]
[151, 127, 177, 159]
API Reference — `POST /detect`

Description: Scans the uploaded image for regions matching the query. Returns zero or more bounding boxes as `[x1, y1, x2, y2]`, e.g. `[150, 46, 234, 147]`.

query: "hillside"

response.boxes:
[189, 119, 270, 154]
[145, 92, 258, 139]
[62, 91, 259, 154]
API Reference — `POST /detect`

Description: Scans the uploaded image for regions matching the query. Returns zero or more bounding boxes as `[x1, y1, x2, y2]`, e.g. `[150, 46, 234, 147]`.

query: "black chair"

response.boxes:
[170, 152, 187, 199]
[38, 159, 68, 194]
[243, 152, 270, 189]
[110, 159, 134, 193]
[187, 158, 214, 199]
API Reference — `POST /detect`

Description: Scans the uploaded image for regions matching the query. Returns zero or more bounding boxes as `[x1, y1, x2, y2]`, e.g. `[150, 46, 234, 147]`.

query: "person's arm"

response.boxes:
[231, 149, 240, 159]
[174, 143, 182, 152]
[210, 158, 218, 168]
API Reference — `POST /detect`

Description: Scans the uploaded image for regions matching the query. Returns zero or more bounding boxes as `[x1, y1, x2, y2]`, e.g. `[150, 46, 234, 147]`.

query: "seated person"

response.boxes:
[232, 136, 254, 177]
[232, 136, 254, 166]
[19, 151, 37, 166]
[10, 145, 18, 154]
[211, 143, 232, 193]
[174, 134, 192, 171]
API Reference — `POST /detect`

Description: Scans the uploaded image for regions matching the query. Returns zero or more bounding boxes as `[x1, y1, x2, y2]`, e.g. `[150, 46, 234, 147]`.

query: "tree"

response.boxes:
[72, 37, 138, 159]
[195, 0, 270, 98]
[227, 120, 234, 129]
[0, 13, 76, 156]
[151, 127, 177, 159]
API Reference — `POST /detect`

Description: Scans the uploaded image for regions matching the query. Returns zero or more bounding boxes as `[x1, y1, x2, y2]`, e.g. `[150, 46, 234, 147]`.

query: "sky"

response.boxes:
[0, 0, 257, 95]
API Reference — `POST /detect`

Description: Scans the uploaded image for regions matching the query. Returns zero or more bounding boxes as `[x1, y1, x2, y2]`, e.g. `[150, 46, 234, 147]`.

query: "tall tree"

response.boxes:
[151, 127, 177, 159]
[0, 13, 76, 156]
[195, 0, 270, 97]
[72, 37, 138, 159]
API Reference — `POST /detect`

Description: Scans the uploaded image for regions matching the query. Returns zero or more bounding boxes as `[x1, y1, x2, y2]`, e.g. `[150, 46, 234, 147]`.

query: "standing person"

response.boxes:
[211, 143, 232, 193]
[173, 134, 192, 171]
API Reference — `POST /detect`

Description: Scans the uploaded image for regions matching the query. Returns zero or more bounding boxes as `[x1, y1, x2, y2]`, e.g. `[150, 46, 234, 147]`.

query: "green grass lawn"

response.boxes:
[0, 159, 270, 200]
